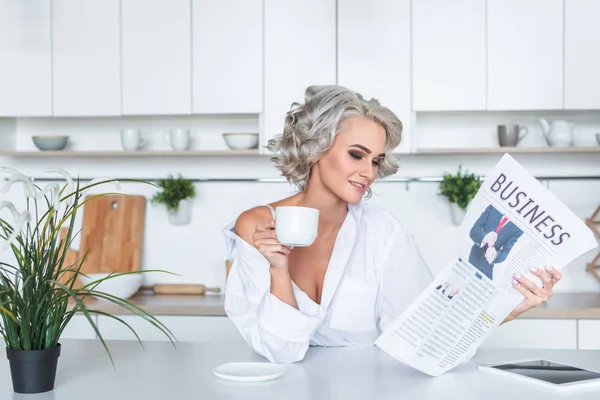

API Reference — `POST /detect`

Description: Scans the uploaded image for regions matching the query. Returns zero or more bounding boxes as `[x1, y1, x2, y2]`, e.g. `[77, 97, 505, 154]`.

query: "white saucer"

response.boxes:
[213, 362, 286, 382]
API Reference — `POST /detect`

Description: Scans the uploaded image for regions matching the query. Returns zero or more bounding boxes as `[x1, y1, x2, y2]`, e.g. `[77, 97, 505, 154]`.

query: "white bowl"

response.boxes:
[80, 272, 142, 300]
[222, 133, 259, 150]
[32, 135, 69, 151]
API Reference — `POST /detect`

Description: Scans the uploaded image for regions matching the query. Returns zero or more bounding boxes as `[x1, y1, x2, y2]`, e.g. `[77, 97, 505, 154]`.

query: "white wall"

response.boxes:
[1, 115, 599, 293]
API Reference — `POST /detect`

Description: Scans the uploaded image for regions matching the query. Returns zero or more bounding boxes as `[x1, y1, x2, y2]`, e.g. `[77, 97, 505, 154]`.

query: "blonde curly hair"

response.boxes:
[266, 85, 403, 191]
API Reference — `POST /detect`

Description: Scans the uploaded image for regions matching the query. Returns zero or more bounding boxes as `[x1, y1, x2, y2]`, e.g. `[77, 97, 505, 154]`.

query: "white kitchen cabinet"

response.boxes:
[262, 0, 336, 151]
[480, 319, 577, 350]
[60, 314, 98, 340]
[487, 0, 564, 110]
[192, 0, 262, 114]
[577, 320, 600, 350]
[565, 0, 600, 109]
[122, 0, 191, 115]
[337, 0, 412, 153]
[0, 0, 52, 116]
[52, 0, 121, 116]
[96, 315, 239, 343]
[412, 0, 486, 112]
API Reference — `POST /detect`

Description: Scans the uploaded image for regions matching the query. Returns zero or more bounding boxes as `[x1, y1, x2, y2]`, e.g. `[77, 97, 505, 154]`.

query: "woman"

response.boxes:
[222, 85, 561, 363]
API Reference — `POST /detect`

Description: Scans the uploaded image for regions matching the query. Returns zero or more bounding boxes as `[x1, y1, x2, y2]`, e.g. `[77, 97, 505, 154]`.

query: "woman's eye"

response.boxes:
[373, 159, 381, 167]
[349, 151, 362, 160]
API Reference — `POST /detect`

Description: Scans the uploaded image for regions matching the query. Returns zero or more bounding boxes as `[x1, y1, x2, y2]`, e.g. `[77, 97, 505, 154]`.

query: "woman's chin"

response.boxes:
[341, 191, 364, 205]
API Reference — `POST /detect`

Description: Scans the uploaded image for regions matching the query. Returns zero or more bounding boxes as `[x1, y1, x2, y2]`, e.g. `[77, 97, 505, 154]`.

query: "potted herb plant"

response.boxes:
[0, 167, 176, 394]
[151, 174, 196, 225]
[439, 165, 483, 225]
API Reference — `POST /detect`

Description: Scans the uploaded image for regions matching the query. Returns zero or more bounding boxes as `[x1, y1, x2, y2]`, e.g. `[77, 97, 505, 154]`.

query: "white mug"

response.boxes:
[164, 128, 191, 151]
[275, 206, 319, 247]
[121, 129, 146, 151]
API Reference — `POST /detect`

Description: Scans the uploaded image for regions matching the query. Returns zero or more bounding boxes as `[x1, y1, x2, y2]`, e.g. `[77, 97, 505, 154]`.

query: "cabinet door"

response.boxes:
[0, 0, 52, 116]
[97, 315, 239, 342]
[53, 0, 121, 116]
[487, 0, 563, 110]
[480, 319, 577, 349]
[262, 0, 336, 151]
[565, 0, 600, 109]
[122, 0, 191, 115]
[578, 320, 600, 350]
[338, 0, 412, 153]
[412, 0, 486, 111]
[192, 0, 262, 114]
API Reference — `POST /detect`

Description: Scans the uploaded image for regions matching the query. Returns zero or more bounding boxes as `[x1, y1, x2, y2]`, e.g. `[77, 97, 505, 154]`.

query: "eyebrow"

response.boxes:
[350, 144, 385, 157]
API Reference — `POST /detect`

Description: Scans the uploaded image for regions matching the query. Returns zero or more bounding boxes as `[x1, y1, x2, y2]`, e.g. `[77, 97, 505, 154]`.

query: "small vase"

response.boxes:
[449, 203, 466, 226]
[6, 343, 61, 394]
[167, 198, 193, 225]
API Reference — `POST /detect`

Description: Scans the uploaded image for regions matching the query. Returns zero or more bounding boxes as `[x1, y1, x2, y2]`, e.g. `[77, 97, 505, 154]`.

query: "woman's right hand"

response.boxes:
[252, 219, 291, 270]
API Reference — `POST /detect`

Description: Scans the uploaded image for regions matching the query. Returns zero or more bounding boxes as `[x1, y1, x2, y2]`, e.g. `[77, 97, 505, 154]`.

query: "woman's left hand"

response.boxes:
[503, 266, 563, 323]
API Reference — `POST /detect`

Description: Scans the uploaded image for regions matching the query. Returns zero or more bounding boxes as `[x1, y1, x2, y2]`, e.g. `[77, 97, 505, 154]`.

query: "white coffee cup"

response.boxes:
[164, 128, 191, 151]
[121, 128, 146, 151]
[275, 206, 319, 247]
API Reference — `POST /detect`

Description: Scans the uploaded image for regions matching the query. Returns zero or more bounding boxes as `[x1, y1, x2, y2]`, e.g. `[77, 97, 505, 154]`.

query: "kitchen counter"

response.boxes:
[67, 292, 600, 319]
[522, 293, 600, 319]
[2, 337, 600, 399]
[67, 292, 226, 316]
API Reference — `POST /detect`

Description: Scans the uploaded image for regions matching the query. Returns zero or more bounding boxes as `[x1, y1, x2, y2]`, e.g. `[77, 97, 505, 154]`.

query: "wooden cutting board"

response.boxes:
[58, 227, 83, 288]
[144, 284, 221, 295]
[79, 194, 147, 274]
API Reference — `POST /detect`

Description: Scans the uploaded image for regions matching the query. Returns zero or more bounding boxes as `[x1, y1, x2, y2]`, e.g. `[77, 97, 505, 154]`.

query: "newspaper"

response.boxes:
[375, 153, 599, 376]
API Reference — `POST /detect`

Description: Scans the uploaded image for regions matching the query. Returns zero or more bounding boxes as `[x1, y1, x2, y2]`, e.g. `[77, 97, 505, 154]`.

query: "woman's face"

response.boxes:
[314, 116, 387, 205]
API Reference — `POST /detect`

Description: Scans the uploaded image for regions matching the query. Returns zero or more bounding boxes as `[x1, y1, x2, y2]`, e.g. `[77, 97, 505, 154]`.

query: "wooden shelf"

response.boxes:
[415, 146, 600, 154]
[0, 149, 261, 157]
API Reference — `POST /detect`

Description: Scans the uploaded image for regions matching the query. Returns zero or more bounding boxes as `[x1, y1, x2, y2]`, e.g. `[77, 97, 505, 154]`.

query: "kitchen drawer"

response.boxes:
[0, 314, 98, 341]
[96, 315, 239, 343]
[480, 319, 577, 349]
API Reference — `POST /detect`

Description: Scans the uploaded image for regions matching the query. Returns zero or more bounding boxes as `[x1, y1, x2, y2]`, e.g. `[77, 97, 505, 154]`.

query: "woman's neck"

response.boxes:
[292, 181, 348, 233]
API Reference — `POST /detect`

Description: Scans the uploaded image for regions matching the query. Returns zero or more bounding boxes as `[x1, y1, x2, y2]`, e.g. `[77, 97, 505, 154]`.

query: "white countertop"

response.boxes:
[2, 337, 600, 399]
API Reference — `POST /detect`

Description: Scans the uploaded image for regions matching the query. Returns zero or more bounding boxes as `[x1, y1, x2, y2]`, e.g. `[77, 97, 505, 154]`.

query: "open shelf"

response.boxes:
[414, 146, 600, 154]
[0, 149, 261, 157]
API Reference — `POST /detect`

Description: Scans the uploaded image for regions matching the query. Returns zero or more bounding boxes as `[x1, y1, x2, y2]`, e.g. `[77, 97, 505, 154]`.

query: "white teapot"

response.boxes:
[538, 119, 577, 147]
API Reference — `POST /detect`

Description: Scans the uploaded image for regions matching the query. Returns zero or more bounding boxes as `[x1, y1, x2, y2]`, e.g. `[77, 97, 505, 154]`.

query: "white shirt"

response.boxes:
[222, 201, 433, 363]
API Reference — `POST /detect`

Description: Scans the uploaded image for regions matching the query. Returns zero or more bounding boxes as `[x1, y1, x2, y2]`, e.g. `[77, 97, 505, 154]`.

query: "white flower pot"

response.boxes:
[449, 202, 466, 226]
[167, 198, 193, 225]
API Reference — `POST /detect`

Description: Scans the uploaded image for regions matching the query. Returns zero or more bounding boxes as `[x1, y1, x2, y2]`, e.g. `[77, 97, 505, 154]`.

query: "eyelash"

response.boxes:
[349, 151, 381, 167]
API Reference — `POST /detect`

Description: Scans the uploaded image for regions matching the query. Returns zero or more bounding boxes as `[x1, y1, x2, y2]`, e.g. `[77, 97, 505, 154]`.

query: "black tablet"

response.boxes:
[478, 359, 600, 392]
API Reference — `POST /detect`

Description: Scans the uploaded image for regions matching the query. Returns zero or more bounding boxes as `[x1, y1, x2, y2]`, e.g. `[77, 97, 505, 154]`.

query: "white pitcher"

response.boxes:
[538, 119, 578, 147]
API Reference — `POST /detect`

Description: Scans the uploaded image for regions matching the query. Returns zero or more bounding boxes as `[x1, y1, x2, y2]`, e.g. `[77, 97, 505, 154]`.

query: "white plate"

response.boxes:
[213, 362, 286, 382]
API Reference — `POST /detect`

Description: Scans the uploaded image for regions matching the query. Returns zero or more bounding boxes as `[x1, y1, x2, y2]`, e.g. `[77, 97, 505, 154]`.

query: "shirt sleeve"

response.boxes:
[377, 216, 434, 333]
[222, 224, 322, 363]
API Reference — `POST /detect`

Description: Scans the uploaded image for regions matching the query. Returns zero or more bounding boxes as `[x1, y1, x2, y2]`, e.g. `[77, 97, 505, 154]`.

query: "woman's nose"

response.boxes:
[360, 165, 376, 180]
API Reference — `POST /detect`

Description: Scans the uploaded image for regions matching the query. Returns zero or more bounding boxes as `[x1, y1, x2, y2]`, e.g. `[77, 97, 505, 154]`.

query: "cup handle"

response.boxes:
[518, 126, 529, 142]
[163, 132, 171, 147]
[139, 136, 147, 149]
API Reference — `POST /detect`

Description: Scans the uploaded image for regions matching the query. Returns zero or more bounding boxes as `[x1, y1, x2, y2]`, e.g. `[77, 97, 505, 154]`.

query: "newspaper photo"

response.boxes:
[375, 153, 599, 376]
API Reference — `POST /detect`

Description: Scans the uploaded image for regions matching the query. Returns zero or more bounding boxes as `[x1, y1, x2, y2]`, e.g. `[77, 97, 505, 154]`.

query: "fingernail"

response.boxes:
[514, 273, 521, 279]
[530, 267, 538, 272]
[512, 279, 519, 286]
[545, 266, 553, 271]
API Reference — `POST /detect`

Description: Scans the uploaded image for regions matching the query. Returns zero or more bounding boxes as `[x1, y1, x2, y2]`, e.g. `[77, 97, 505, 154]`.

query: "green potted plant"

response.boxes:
[439, 165, 483, 225]
[151, 174, 196, 225]
[0, 167, 177, 394]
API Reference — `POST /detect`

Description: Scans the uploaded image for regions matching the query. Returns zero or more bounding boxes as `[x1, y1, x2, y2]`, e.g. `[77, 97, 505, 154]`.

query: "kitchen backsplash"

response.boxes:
[0, 165, 598, 294]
